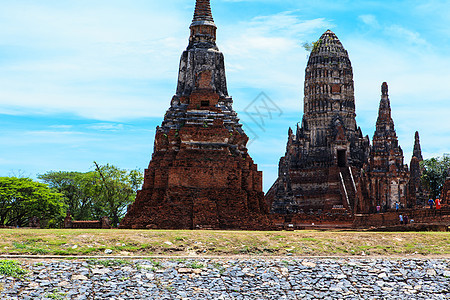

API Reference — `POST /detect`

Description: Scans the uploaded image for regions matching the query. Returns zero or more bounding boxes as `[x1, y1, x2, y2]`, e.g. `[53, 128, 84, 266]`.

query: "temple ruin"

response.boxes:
[119, 1, 449, 230]
[266, 30, 371, 218]
[120, 0, 271, 230]
[266, 30, 449, 228]
[409, 131, 427, 206]
[366, 82, 410, 212]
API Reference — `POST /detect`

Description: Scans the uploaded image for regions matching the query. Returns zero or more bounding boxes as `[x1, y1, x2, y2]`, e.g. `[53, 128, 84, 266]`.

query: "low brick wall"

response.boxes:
[354, 207, 450, 228]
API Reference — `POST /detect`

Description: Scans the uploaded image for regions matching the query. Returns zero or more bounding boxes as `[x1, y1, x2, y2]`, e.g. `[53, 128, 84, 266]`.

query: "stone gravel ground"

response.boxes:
[1, 257, 449, 299]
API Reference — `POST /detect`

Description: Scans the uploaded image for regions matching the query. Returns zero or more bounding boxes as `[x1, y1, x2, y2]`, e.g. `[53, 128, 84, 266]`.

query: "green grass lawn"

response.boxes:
[0, 229, 449, 257]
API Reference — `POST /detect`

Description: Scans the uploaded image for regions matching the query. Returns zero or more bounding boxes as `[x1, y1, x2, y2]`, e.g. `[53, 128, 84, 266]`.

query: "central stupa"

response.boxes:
[120, 0, 270, 229]
[266, 30, 371, 215]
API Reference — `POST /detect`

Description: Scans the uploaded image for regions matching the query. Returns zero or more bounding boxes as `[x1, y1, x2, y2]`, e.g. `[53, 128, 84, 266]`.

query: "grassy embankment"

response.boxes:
[0, 229, 449, 257]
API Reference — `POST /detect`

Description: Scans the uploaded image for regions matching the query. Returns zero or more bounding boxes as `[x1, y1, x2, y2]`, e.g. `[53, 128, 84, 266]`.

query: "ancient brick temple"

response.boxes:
[409, 131, 427, 205]
[366, 83, 410, 211]
[120, 0, 270, 229]
[266, 30, 371, 216]
[266, 31, 423, 220]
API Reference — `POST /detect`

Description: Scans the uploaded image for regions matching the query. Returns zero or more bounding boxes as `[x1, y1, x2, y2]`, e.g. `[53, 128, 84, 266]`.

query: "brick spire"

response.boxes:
[189, 0, 217, 46]
[413, 131, 423, 161]
[375, 82, 394, 133]
[382, 81, 388, 96]
[193, 0, 214, 23]
[191, 0, 215, 26]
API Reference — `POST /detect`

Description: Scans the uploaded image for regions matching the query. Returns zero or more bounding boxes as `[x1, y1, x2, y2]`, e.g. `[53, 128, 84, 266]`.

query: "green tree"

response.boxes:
[421, 155, 450, 199]
[302, 42, 313, 52]
[0, 177, 66, 227]
[39, 164, 143, 226]
[38, 171, 99, 220]
[93, 162, 143, 226]
[302, 39, 323, 53]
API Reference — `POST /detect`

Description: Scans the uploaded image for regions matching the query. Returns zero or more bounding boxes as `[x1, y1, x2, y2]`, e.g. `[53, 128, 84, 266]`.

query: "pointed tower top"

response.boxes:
[375, 82, 395, 135]
[378, 82, 391, 114]
[382, 82, 388, 96]
[191, 0, 216, 27]
[312, 30, 346, 54]
[188, 0, 217, 48]
[413, 131, 423, 161]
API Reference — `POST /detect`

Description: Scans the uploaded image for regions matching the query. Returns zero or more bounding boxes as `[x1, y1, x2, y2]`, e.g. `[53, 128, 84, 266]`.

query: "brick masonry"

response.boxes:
[119, 0, 272, 230]
[120, 2, 449, 230]
[266, 30, 448, 228]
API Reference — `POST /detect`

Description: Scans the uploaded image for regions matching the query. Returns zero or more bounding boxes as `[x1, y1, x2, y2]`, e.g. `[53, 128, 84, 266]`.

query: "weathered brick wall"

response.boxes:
[267, 30, 371, 217]
[354, 208, 450, 228]
[442, 178, 450, 205]
[120, 116, 273, 230]
[64, 219, 111, 229]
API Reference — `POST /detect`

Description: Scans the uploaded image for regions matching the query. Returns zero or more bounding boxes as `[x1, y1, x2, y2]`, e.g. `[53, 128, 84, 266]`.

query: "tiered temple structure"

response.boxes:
[367, 83, 410, 211]
[409, 131, 427, 205]
[266, 30, 371, 217]
[120, 0, 270, 229]
[119, 3, 449, 230]
[266, 31, 423, 222]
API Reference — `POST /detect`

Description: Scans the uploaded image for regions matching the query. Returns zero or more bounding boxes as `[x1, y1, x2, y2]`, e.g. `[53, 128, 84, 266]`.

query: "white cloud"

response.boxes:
[1, 0, 450, 188]
[386, 25, 428, 47]
[49, 125, 73, 130]
[221, 12, 331, 111]
[347, 30, 450, 162]
[358, 14, 380, 28]
[0, 1, 188, 121]
[88, 123, 125, 131]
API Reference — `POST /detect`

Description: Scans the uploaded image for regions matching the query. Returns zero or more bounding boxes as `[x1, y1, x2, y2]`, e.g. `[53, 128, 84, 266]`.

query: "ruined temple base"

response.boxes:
[267, 207, 450, 232]
[267, 165, 364, 215]
[119, 145, 274, 230]
[120, 188, 273, 230]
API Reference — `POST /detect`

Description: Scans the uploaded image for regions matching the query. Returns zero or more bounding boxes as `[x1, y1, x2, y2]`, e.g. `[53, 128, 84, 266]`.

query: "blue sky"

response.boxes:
[1, 0, 450, 191]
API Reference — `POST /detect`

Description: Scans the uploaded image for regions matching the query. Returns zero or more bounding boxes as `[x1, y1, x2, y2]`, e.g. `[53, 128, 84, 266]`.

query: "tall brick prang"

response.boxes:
[266, 30, 370, 216]
[410, 131, 427, 205]
[120, 0, 271, 230]
[368, 82, 410, 210]
[266, 33, 421, 221]
[413, 131, 423, 161]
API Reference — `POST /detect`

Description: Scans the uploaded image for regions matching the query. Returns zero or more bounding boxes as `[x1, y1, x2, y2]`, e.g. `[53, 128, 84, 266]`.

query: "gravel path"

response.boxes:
[1, 258, 449, 299]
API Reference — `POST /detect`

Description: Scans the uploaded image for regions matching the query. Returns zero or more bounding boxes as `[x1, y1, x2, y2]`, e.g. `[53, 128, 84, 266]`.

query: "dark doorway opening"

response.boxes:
[201, 101, 210, 107]
[337, 149, 347, 167]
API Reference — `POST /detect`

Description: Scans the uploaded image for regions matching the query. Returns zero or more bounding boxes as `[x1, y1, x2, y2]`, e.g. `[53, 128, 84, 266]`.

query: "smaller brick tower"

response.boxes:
[368, 82, 409, 210]
[409, 131, 427, 205]
[120, 0, 270, 230]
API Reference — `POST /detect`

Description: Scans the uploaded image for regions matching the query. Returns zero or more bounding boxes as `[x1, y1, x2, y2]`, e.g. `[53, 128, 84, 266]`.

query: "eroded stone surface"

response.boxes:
[265, 30, 448, 228]
[410, 132, 428, 206]
[119, 0, 270, 230]
[366, 82, 410, 211]
[267, 30, 370, 217]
